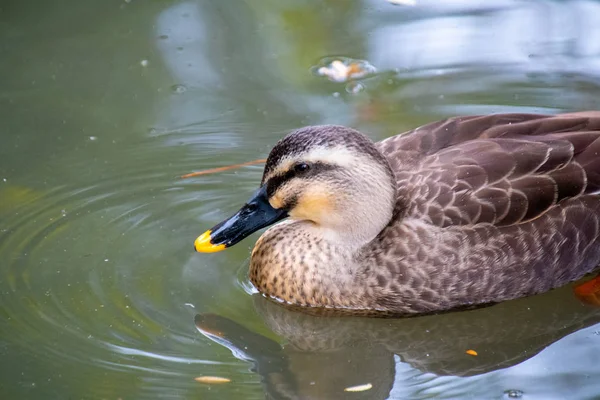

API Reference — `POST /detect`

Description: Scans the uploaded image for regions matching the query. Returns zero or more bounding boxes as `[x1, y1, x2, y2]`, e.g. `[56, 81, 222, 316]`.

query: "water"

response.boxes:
[1, 0, 600, 399]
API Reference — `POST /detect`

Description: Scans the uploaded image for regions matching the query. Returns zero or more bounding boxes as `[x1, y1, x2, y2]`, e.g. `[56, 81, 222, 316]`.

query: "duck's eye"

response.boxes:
[294, 163, 310, 173]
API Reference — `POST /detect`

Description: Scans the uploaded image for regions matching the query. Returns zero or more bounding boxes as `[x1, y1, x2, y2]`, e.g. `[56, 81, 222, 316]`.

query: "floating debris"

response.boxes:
[344, 383, 373, 392]
[140, 59, 149, 67]
[181, 158, 266, 179]
[388, 0, 417, 6]
[194, 376, 231, 384]
[465, 349, 478, 356]
[315, 58, 376, 83]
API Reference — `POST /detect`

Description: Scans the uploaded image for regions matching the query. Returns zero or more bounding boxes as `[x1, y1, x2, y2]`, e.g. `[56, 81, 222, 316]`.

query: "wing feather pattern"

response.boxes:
[378, 112, 600, 227]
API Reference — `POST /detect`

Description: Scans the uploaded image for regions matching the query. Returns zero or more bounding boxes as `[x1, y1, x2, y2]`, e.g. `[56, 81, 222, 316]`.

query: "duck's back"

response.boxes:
[366, 112, 600, 313]
[378, 112, 600, 226]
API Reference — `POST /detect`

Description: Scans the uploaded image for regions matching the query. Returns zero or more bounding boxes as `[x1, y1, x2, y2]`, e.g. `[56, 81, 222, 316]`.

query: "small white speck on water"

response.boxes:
[171, 84, 187, 94]
[140, 59, 149, 67]
[504, 389, 524, 399]
[344, 383, 373, 392]
[184, 303, 195, 308]
[89, 136, 97, 141]
[104, 259, 109, 262]
[345, 82, 364, 94]
[194, 376, 231, 384]
[2, 178, 6, 182]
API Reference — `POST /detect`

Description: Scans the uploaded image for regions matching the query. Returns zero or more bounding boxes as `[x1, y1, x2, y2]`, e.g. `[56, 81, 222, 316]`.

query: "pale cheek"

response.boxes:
[290, 195, 333, 222]
[269, 194, 284, 209]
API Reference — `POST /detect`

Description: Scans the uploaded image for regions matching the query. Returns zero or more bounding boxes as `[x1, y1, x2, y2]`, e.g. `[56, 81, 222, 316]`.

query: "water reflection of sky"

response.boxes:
[154, 0, 600, 144]
[389, 324, 600, 399]
[369, 0, 600, 73]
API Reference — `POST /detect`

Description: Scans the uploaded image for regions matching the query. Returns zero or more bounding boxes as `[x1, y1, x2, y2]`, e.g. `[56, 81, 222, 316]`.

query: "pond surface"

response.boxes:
[2, 0, 600, 399]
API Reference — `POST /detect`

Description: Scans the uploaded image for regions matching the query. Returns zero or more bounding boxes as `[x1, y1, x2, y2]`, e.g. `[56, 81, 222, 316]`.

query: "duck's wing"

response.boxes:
[378, 112, 600, 226]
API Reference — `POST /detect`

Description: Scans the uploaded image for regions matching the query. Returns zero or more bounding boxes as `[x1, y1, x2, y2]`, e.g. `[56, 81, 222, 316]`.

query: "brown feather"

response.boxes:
[378, 112, 600, 227]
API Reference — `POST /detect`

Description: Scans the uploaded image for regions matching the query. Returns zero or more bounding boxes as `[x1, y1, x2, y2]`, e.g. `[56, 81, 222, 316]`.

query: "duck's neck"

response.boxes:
[249, 220, 376, 309]
[248, 155, 399, 310]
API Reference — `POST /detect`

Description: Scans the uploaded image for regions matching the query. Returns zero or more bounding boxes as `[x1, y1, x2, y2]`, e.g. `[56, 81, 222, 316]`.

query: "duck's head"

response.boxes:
[194, 125, 397, 253]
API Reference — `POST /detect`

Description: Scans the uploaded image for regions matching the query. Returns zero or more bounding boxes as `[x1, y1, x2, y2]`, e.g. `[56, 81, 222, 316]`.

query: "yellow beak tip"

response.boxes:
[194, 230, 227, 253]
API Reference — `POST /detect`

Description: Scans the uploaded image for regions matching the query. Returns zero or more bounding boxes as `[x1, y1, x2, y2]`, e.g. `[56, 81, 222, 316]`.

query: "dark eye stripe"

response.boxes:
[266, 169, 297, 197]
[265, 162, 336, 199]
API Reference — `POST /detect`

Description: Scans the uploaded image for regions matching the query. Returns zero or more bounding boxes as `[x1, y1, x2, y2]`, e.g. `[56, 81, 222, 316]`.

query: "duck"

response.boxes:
[194, 112, 600, 315]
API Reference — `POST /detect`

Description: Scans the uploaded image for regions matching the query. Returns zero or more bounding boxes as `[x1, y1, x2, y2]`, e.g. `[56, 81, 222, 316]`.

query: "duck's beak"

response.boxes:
[194, 186, 288, 253]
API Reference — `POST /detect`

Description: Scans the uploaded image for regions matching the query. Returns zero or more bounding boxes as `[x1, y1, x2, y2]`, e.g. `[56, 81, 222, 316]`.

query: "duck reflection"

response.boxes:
[195, 286, 600, 400]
